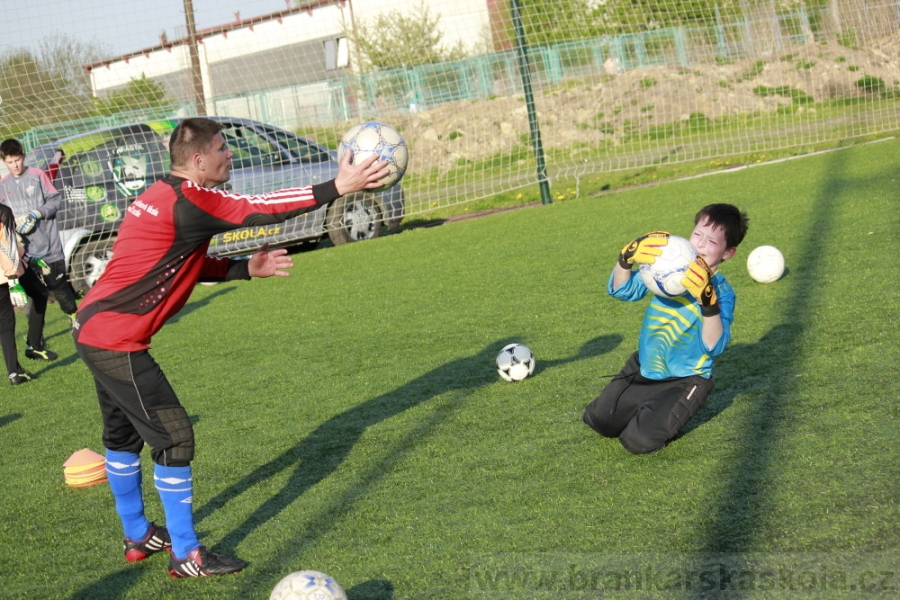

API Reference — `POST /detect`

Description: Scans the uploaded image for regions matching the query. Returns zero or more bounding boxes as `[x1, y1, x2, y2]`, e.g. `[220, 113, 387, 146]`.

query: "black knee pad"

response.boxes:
[153, 407, 195, 466]
[619, 429, 663, 455]
[582, 407, 619, 438]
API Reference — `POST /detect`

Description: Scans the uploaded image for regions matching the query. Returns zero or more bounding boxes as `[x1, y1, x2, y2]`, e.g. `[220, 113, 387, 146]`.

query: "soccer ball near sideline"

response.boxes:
[639, 235, 698, 298]
[497, 343, 535, 382]
[269, 570, 348, 600]
[337, 121, 409, 192]
[746, 245, 785, 283]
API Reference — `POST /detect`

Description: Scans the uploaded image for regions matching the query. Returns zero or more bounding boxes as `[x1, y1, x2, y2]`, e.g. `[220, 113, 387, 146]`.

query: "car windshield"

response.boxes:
[220, 124, 288, 169]
[264, 128, 332, 164]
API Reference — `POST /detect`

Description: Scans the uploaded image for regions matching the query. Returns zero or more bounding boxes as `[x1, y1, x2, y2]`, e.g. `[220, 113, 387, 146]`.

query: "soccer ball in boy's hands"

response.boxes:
[639, 235, 698, 297]
[746, 245, 785, 283]
[337, 121, 409, 192]
[269, 570, 348, 600]
[496, 343, 535, 382]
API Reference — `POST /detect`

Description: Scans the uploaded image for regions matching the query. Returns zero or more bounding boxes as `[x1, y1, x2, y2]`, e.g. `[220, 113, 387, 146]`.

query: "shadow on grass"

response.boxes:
[347, 579, 394, 600]
[678, 323, 799, 438]
[532, 334, 622, 378]
[683, 145, 851, 598]
[43, 322, 73, 347]
[0, 413, 22, 428]
[69, 565, 147, 600]
[24, 351, 80, 379]
[167, 285, 236, 325]
[198, 334, 620, 595]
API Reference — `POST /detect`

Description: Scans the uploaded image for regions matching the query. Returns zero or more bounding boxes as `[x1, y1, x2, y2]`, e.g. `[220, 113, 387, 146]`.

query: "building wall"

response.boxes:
[208, 38, 335, 97]
[88, 0, 490, 115]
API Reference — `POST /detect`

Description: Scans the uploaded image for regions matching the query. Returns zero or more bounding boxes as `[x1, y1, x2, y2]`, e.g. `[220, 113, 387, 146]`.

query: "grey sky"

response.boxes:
[2, 0, 288, 58]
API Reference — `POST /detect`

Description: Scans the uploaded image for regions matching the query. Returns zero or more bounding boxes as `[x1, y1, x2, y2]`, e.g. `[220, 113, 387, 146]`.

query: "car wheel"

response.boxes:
[326, 193, 383, 246]
[70, 236, 116, 293]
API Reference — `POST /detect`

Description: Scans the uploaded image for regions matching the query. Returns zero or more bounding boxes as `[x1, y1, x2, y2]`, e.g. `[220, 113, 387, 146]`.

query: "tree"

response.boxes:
[0, 36, 107, 140]
[38, 35, 107, 98]
[0, 50, 91, 139]
[91, 74, 170, 116]
[344, 3, 467, 71]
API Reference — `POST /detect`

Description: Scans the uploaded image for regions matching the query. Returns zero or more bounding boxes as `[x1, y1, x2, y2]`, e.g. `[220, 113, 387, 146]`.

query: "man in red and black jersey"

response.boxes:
[73, 117, 389, 578]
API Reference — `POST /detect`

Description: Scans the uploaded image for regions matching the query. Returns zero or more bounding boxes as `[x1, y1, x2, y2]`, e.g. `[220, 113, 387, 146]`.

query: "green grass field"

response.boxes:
[1, 139, 898, 599]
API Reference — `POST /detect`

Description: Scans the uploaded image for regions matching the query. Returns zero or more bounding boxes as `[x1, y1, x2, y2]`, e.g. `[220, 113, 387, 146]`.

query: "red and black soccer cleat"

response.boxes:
[168, 545, 246, 578]
[123, 523, 172, 562]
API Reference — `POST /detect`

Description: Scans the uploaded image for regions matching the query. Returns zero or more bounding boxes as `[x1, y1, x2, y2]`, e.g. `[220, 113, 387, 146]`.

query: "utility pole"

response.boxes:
[184, 0, 207, 115]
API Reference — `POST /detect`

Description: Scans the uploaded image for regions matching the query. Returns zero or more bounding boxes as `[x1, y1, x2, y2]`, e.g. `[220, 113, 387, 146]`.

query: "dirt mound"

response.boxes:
[392, 39, 898, 172]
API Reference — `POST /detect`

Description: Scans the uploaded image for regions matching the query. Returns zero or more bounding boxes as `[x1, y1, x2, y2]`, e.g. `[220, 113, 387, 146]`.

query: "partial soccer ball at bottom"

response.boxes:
[269, 570, 348, 600]
[639, 234, 698, 298]
[746, 245, 785, 283]
[337, 121, 409, 192]
[497, 343, 535, 382]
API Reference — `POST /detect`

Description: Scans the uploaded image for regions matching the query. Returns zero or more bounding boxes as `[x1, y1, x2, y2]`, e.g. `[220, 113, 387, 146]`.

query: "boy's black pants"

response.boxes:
[583, 352, 715, 454]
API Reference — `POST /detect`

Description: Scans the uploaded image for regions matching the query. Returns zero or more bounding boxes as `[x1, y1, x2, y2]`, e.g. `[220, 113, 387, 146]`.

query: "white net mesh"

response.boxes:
[2, 0, 899, 260]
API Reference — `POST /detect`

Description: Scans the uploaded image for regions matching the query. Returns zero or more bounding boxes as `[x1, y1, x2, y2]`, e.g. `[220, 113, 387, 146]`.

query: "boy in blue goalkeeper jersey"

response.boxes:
[583, 204, 749, 454]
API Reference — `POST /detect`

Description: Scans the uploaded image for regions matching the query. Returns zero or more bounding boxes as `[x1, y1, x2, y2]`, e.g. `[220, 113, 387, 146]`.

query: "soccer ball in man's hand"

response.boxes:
[639, 235, 698, 297]
[337, 122, 409, 192]
[497, 343, 535, 382]
[746, 245, 785, 283]
[269, 570, 348, 600]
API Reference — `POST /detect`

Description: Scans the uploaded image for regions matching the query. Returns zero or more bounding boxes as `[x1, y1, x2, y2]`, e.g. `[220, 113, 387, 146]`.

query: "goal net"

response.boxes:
[3, 0, 899, 236]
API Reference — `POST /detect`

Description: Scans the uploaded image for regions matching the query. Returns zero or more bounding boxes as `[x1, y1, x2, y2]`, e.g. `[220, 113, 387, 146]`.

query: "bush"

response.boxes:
[753, 85, 814, 104]
[855, 75, 886, 95]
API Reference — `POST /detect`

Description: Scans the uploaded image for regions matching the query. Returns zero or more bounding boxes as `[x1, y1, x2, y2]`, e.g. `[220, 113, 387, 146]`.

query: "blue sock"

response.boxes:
[105, 450, 150, 541]
[154, 464, 200, 560]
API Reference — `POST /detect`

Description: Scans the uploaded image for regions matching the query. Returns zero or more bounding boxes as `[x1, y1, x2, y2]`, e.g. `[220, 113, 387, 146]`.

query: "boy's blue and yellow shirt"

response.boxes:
[608, 269, 735, 380]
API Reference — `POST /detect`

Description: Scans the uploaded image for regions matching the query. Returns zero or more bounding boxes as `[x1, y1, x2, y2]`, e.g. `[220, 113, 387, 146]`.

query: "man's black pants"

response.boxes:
[75, 342, 195, 467]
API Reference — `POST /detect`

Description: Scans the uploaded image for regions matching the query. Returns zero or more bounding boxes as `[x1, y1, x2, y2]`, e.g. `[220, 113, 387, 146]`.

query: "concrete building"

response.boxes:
[86, 0, 491, 121]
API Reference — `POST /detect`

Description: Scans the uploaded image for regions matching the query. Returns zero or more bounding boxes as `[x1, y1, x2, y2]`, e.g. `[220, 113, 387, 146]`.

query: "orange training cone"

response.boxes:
[64, 448, 108, 487]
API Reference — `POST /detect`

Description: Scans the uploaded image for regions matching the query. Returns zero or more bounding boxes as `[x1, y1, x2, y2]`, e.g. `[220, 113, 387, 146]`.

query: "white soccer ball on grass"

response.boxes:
[746, 245, 785, 283]
[496, 343, 535, 382]
[639, 235, 698, 298]
[269, 570, 348, 600]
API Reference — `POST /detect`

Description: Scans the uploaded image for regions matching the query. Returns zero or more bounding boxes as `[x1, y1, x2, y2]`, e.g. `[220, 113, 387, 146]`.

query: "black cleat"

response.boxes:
[168, 546, 246, 578]
[124, 523, 172, 562]
[25, 345, 58, 361]
[9, 370, 35, 385]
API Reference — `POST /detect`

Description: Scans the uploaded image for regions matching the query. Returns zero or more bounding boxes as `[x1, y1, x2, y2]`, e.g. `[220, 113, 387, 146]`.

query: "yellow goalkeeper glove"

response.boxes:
[618, 231, 670, 269]
[681, 256, 720, 317]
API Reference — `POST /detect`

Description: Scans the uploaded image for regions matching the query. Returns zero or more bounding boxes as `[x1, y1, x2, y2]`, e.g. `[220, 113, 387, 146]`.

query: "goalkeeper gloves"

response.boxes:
[618, 231, 670, 269]
[681, 257, 720, 317]
[8, 277, 27, 307]
[30, 257, 51, 276]
[15, 211, 42, 235]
